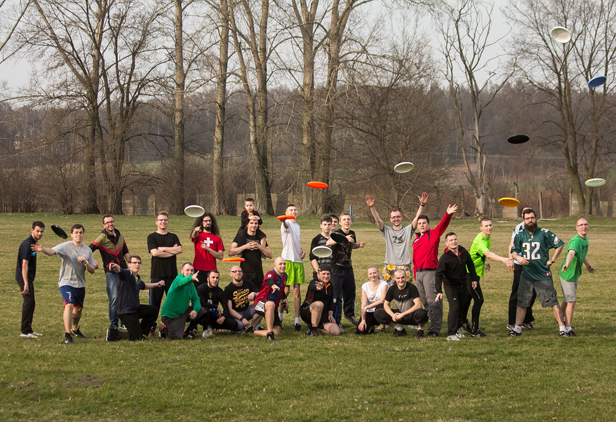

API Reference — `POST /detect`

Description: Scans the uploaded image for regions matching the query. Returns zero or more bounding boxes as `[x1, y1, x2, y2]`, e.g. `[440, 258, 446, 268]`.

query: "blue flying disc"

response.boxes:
[588, 75, 606, 88]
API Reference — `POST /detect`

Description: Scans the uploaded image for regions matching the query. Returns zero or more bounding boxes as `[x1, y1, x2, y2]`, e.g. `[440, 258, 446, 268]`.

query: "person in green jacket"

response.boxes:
[159, 262, 204, 340]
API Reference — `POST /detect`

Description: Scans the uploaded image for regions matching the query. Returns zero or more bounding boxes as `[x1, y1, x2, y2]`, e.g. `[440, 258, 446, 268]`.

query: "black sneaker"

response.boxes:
[243, 326, 255, 334]
[148, 326, 156, 337]
[567, 330, 576, 337]
[183, 332, 196, 340]
[378, 326, 388, 334]
[559, 330, 569, 337]
[266, 332, 276, 341]
[416, 329, 425, 339]
[427, 331, 439, 338]
[63, 333, 74, 344]
[347, 316, 360, 327]
[310, 328, 318, 336]
[471, 329, 487, 338]
[508, 329, 521, 337]
[305, 325, 313, 335]
[295, 323, 301, 332]
[461, 321, 472, 333]
[158, 325, 167, 339]
[522, 323, 534, 330]
[70, 328, 86, 339]
[106, 327, 120, 342]
[393, 328, 407, 337]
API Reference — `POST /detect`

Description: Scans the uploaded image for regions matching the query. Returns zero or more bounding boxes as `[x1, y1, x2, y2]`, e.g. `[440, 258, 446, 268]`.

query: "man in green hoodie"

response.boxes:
[159, 262, 204, 340]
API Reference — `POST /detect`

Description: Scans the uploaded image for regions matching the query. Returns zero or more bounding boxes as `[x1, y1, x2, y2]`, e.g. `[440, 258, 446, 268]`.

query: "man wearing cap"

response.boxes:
[365, 193, 428, 284]
[412, 199, 458, 337]
[251, 257, 289, 341]
[16, 221, 45, 338]
[90, 214, 130, 332]
[300, 264, 340, 336]
[557, 218, 596, 337]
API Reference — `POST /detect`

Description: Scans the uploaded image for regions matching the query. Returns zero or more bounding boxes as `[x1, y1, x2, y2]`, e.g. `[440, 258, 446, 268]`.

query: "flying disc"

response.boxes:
[312, 246, 332, 258]
[585, 178, 606, 187]
[307, 181, 328, 189]
[551, 26, 571, 43]
[222, 257, 245, 262]
[394, 162, 414, 173]
[507, 134, 529, 144]
[588, 75, 606, 88]
[330, 232, 349, 245]
[498, 197, 520, 208]
[184, 205, 205, 218]
[51, 224, 68, 239]
[276, 215, 296, 221]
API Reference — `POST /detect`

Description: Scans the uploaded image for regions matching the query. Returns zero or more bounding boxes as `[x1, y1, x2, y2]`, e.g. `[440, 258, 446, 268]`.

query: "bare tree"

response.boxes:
[0, 0, 31, 63]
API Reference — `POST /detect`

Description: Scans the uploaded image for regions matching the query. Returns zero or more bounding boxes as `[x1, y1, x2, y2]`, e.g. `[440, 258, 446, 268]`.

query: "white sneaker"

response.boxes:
[202, 330, 212, 338]
[20, 333, 38, 339]
[31, 331, 43, 337]
[338, 324, 346, 334]
[456, 329, 465, 338]
[407, 325, 418, 330]
[447, 335, 460, 341]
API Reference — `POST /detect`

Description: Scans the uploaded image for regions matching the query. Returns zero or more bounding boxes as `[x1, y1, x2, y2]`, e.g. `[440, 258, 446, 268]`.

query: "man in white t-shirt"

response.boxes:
[33, 224, 98, 344]
[280, 204, 305, 331]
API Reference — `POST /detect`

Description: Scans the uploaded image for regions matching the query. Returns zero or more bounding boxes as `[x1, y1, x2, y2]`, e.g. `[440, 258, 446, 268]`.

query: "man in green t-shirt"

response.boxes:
[510, 209, 564, 337]
[461, 218, 513, 337]
[557, 218, 595, 337]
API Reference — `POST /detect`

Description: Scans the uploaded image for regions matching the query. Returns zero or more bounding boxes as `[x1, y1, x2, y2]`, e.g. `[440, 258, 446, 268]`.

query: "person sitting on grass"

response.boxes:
[374, 269, 428, 338]
[251, 257, 289, 341]
[300, 265, 340, 336]
[159, 262, 205, 340]
[356, 266, 388, 335]
[224, 265, 259, 331]
[107, 257, 164, 341]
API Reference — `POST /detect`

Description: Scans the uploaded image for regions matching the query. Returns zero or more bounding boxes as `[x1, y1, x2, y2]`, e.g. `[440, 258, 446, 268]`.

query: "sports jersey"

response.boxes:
[511, 227, 564, 281]
[192, 232, 224, 272]
[254, 270, 287, 306]
[511, 222, 525, 265]
[558, 234, 589, 282]
[382, 224, 414, 266]
[470, 232, 491, 278]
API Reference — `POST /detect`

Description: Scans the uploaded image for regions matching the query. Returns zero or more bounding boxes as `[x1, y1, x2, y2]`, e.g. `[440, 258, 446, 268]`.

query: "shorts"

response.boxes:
[559, 276, 578, 302]
[60, 286, 85, 307]
[285, 261, 305, 285]
[254, 301, 282, 327]
[299, 303, 330, 328]
[382, 265, 412, 284]
[517, 277, 558, 308]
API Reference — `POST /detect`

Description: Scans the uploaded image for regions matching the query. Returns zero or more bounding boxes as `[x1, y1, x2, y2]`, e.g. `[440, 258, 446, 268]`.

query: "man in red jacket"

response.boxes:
[412, 201, 458, 337]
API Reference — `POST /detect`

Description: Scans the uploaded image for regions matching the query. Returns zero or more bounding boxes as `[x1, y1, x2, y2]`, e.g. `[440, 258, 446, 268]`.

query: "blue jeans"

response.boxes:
[106, 272, 119, 328]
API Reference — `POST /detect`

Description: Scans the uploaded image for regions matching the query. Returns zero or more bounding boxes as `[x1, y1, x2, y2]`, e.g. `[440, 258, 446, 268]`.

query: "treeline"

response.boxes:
[0, 0, 614, 218]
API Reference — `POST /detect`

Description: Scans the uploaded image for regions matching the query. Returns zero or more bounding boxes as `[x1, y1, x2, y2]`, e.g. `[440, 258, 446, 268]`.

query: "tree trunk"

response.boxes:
[213, 0, 229, 215]
[173, 0, 185, 215]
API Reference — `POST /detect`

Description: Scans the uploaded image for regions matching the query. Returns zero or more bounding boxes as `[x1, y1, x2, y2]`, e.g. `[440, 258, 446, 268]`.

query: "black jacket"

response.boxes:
[435, 246, 479, 294]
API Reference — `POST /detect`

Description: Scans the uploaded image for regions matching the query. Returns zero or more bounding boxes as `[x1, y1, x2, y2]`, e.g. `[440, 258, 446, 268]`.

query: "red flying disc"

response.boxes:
[277, 215, 296, 221]
[222, 257, 245, 262]
[307, 181, 328, 189]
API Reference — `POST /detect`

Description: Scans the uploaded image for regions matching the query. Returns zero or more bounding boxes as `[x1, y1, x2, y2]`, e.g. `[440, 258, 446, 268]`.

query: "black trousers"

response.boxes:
[331, 267, 356, 324]
[186, 308, 238, 332]
[374, 307, 429, 326]
[16, 279, 35, 334]
[508, 264, 536, 325]
[148, 276, 175, 327]
[460, 278, 484, 329]
[444, 282, 470, 336]
[356, 305, 383, 334]
[119, 305, 158, 341]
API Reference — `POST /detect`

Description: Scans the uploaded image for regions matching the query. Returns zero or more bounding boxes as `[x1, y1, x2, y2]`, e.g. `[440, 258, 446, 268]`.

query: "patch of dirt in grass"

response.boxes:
[8, 381, 36, 390]
[54, 375, 102, 388]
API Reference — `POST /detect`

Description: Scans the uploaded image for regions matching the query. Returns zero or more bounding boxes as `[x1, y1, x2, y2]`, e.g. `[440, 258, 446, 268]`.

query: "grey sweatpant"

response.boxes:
[415, 270, 443, 335]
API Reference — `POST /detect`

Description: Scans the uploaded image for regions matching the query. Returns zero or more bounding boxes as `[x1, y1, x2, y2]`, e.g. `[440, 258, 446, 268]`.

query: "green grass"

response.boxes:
[1, 213, 616, 421]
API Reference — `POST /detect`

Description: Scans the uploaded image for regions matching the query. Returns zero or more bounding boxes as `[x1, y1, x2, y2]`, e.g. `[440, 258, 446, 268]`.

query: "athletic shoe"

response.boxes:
[446, 335, 460, 341]
[266, 332, 276, 341]
[427, 331, 439, 338]
[393, 328, 407, 337]
[158, 325, 167, 339]
[310, 328, 318, 336]
[559, 331, 569, 337]
[31, 331, 43, 337]
[202, 328, 213, 338]
[63, 333, 74, 344]
[407, 325, 418, 330]
[508, 329, 521, 337]
[567, 330, 577, 337]
[295, 323, 301, 332]
[71, 328, 86, 339]
[416, 329, 425, 339]
[471, 329, 487, 338]
[461, 321, 472, 333]
[305, 326, 312, 335]
[20, 333, 38, 339]
[183, 332, 196, 340]
[338, 324, 346, 334]
[522, 323, 534, 330]
[118, 324, 127, 331]
[379, 326, 388, 334]
[506, 324, 514, 331]
[106, 327, 120, 342]
[148, 326, 156, 337]
[347, 316, 360, 327]
[243, 326, 255, 334]
[456, 329, 465, 338]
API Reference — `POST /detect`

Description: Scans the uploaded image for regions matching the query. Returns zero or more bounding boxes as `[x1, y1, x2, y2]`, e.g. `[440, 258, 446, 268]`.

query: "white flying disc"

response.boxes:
[312, 246, 332, 258]
[551, 26, 571, 43]
[394, 162, 414, 173]
[184, 205, 205, 218]
[585, 178, 606, 187]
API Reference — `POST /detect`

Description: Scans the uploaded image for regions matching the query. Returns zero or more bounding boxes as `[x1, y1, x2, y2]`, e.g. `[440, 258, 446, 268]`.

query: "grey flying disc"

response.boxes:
[585, 178, 606, 187]
[312, 246, 332, 258]
[394, 162, 414, 173]
[551, 26, 571, 43]
[184, 205, 205, 218]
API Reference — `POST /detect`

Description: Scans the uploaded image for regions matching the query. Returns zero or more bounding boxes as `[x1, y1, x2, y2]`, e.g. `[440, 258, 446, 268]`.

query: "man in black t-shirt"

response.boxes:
[187, 270, 238, 337]
[309, 215, 333, 281]
[229, 216, 272, 287]
[300, 265, 340, 336]
[375, 269, 428, 338]
[147, 211, 182, 333]
[15, 221, 45, 338]
[224, 265, 259, 330]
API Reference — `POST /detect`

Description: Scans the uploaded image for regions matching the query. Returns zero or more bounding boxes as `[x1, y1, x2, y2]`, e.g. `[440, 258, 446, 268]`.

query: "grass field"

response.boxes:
[1, 212, 616, 421]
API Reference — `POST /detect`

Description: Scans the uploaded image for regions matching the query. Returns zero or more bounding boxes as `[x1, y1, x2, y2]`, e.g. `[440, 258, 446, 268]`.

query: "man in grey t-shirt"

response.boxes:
[366, 193, 429, 285]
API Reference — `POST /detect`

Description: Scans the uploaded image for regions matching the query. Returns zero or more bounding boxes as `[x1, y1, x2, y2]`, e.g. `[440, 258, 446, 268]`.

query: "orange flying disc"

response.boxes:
[222, 258, 245, 262]
[498, 197, 520, 208]
[307, 181, 328, 189]
[277, 215, 296, 221]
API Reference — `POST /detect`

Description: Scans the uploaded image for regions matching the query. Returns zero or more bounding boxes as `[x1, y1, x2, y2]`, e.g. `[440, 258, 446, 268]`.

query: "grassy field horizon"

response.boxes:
[2, 212, 616, 421]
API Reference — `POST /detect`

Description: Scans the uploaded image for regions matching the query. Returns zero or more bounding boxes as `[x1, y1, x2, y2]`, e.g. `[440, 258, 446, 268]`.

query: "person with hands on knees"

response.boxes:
[300, 264, 340, 336]
[356, 266, 388, 335]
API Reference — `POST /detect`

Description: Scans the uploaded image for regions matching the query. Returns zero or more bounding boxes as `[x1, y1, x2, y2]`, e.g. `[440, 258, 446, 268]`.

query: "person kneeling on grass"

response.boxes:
[250, 257, 289, 341]
[159, 262, 205, 340]
[374, 269, 428, 338]
[356, 266, 388, 335]
[300, 265, 340, 336]
[107, 257, 164, 341]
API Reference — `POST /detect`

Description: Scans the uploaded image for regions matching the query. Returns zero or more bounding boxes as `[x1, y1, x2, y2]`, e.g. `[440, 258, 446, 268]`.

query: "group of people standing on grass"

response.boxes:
[15, 194, 595, 344]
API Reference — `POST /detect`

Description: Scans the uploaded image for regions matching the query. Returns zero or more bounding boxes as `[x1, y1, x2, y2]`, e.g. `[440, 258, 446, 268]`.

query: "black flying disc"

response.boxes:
[51, 224, 68, 239]
[507, 134, 529, 144]
[330, 232, 349, 245]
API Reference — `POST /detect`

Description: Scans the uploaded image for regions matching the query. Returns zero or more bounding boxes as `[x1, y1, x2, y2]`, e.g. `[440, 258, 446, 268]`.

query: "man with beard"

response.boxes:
[224, 266, 259, 331]
[301, 264, 340, 336]
[190, 213, 224, 287]
[187, 270, 238, 337]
